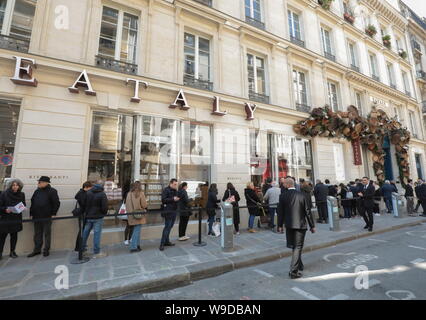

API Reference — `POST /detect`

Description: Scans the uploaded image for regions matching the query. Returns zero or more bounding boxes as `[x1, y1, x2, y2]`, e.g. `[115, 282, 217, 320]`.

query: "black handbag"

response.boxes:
[72, 202, 81, 217]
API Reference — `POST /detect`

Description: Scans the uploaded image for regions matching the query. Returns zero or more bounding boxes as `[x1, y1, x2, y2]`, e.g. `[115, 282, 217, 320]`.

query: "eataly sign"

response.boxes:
[9, 56, 258, 121]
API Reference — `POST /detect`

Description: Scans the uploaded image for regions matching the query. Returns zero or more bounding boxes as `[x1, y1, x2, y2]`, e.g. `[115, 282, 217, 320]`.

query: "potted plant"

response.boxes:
[344, 11, 355, 24]
[398, 49, 407, 59]
[382, 35, 391, 48]
[365, 24, 377, 37]
[318, 0, 334, 10]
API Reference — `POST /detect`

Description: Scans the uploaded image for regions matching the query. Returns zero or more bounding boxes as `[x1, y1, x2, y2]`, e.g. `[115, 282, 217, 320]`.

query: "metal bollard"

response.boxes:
[220, 201, 234, 252]
[327, 196, 340, 231]
[392, 192, 406, 218]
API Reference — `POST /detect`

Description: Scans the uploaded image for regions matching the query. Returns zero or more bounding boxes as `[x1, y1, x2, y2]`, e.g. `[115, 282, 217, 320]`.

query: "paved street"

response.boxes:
[116, 223, 426, 300]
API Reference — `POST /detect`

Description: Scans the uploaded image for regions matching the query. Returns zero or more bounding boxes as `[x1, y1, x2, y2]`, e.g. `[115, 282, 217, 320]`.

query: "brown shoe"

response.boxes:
[249, 229, 257, 233]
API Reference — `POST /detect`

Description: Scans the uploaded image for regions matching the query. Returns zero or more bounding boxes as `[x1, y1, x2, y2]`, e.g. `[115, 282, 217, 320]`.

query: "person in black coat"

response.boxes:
[223, 182, 241, 235]
[0, 179, 26, 259]
[206, 184, 220, 236]
[314, 180, 329, 223]
[261, 178, 272, 198]
[160, 179, 180, 251]
[73, 181, 93, 252]
[177, 182, 192, 241]
[404, 179, 415, 216]
[28, 176, 60, 258]
[81, 182, 108, 257]
[414, 180, 423, 213]
[358, 177, 375, 232]
[244, 182, 261, 233]
[349, 181, 358, 217]
[417, 181, 426, 217]
[278, 178, 315, 279]
[338, 183, 352, 219]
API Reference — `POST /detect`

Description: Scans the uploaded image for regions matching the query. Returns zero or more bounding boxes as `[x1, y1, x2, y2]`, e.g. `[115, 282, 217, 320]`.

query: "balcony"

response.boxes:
[422, 101, 426, 113]
[193, 0, 212, 7]
[183, 75, 213, 91]
[417, 70, 426, 81]
[372, 74, 380, 82]
[350, 64, 360, 72]
[324, 51, 336, 62]
[245, 16, 265, 30]
[249, 91, 269, 104]
[95, 55, 138, 75]
[412, 40, 421, 52]
[296, 103, 311, 113]
[0, 35, 30, 53]
[290, 36, 305, 48]
[390, 83, 396, 90]
[405, 90, 411, 97]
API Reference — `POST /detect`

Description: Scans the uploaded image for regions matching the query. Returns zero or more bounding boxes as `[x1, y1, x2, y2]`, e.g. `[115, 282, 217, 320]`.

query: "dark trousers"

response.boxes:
[277, 210, 284, 229]
[361, 206, 374, 227]
[421, 201, 426, 215]
[351, 200, 357, 216]
[343, 206, 352, 218]
[286, 228, 307, 274]
[124, 222, 134, 241]
[415, 200, 422, 212]
[268, 207, 277, 228]
[74, 216, 83, 252]
[178, 215, 190, 237]
[33, 220, 52, 253]
[0, 232, 18, 255]
[161, 213, 176, 245]
[317, 202, 328, 221]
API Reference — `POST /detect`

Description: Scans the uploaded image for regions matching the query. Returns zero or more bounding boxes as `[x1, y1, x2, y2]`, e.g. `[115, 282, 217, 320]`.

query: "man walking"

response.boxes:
[28, 176, 60, 258]
[160, 179, 180, 251]
[81, 181, 108, 258]
[358, 177, 375, 232]
[314, 179, 329, 224]
[278, 178, 315, 279]
[263, 181, 281, 231]
[417, 180, 426, 217]
[381, 180, 396, 214]
[405, 179, 415, 216]
[414, 179, 423, 214]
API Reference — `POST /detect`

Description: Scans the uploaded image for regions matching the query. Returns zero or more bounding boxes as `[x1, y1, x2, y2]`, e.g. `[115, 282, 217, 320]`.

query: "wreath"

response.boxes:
[293, 105, 411, 186]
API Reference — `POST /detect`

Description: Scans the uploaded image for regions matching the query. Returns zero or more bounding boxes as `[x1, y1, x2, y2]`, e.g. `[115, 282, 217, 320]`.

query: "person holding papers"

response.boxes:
[0, 179, 26, 260]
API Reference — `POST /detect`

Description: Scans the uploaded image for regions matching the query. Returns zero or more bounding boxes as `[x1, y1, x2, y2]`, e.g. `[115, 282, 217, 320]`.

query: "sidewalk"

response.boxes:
[0, 214, 425, 300]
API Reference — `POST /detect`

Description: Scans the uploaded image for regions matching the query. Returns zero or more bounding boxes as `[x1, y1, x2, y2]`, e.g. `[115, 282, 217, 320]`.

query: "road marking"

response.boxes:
[408, 245, 426, 251]
[368, 279, 381, 288]
[368, 239, 388, 243]
[291, 287, 321, 300]
[328, 294, 349, 300]
[386, 290, 416, 300]
[406, 231, 426, 239]
[253, 269, 274, 278]
[323, 252, 356, 262]
[410, 258, 425, 265]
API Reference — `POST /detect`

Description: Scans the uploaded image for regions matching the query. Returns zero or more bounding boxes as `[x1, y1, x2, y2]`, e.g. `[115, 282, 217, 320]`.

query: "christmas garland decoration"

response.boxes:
[293, 105, 411, 185]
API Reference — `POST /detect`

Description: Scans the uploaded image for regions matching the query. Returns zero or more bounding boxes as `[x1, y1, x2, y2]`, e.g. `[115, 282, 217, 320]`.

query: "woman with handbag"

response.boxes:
[178, 182, 192, 241]
[222, 183, 241, 235]
[125, 181, 148, 253]
[244, 182, 261, 233]
[73, 181, 93, 252]
[206, 184, 220, 236]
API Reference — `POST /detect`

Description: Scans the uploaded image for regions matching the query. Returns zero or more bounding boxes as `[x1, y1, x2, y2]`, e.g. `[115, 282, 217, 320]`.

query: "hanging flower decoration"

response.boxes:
[293, 105, 411, 185]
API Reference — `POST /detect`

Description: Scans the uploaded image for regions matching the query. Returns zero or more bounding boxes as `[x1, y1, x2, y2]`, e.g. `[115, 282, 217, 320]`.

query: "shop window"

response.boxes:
[0, 99, 20, 191]
[88, 112, 134, 204]
[250, 130, 271, 188]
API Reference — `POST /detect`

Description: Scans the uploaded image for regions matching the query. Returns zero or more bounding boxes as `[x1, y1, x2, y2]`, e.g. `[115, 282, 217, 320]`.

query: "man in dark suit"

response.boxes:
[414, 179, 423, 213]
[417, 180, 426, 217]
[358, 177, 375, 232]
[314, 179, 329, 224]
[278, 178, 315, 279]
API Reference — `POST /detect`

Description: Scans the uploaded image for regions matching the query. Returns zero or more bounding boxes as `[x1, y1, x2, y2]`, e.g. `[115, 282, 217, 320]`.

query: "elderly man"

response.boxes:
[263, 181, 281, 231]
[278, 178, 315, 279]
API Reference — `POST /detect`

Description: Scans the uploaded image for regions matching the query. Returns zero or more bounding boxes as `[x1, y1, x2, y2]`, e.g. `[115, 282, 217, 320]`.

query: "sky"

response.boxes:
[402, 0, 426, 18]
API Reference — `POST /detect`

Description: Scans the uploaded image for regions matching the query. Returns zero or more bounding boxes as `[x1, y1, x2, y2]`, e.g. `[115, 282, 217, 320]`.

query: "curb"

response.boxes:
[5, 219, 426, 300]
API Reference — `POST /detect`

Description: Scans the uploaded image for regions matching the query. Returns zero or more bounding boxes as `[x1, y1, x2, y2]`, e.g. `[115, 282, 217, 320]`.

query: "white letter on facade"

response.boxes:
[10, 56, 38, 87]
[68, 70, 96, 96]
[169, 89, 190, 110]
[211, 96, 227, 116]
[245, 103, 257, 120]
[54, 5, 69, 30]
[126, 78, 148, 103]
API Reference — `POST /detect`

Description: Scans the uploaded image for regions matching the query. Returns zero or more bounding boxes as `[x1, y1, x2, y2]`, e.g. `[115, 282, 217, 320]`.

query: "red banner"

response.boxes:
[352, 139, 362, 165]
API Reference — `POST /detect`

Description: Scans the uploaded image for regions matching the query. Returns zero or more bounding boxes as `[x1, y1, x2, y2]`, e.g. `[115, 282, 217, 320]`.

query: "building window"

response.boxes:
[348, 41, 359, 72]
[321, 27, 335, 61]
[409, 111, 418, 138]
[0, 99, 20, 191]
[293, 69, 309, 111]
[98, 6, 138, 65]
[355, 91, 363, 115]
[288, 10, 304, 47]
[247, 53, 268, 103]
[245, 0, 264, 29]
[184, 32, 212, 91]
[0, 0, 36, 52]
[369, 53, 380, 81]
[415, 154, 424, 180]
[327, 81, 339, 111]
[402, 71, 411, 96]
[387, 63, 395, 88]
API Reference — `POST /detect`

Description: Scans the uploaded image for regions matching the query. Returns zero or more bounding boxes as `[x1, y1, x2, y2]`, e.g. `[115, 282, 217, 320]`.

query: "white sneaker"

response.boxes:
[93, 252, 107, 259]
[124, 240, 129, 246]
[183, 236, 190, 240]
[178, 237, 186, 241]
[375, 213, 380, 216]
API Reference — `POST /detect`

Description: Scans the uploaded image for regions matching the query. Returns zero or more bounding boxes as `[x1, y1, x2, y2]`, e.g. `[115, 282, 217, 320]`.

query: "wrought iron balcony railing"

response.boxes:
[0, 34, 30, 53]
[412, 40, 421, 52]
[296, 103, 311, 113]
[417, 70, 426, 81]
[249, 91, 269, 104]
[245, 16, 265, 30]
[372, 74, 380, 82]
[324, 51, 336, 62]
[350, 64, 360, 72]
[183, 75, 213, 91]
[95, 55, 138, 75]
[290, 36, 305, 48]
[193, 0, 212, 7]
